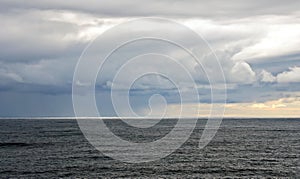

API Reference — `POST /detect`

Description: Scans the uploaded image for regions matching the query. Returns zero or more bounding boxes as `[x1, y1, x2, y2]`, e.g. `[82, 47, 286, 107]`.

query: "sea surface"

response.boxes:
[0, 118, 300, 178]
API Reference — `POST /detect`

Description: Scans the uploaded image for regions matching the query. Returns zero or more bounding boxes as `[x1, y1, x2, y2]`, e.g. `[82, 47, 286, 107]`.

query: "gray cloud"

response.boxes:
[0, 9, 88, 63]
[0, 1, 299, 116]
[1, 0, 300, 19]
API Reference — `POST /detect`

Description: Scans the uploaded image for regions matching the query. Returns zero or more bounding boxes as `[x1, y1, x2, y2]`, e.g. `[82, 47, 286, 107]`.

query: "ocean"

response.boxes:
[0, 118, 299, 178]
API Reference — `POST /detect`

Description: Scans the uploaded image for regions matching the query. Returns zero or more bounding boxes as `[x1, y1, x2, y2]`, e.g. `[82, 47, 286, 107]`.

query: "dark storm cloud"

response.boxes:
[0, 91, 74, 117]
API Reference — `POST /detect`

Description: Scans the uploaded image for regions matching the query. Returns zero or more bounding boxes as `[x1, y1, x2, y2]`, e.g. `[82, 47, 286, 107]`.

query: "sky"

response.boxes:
[0, 0, 300, 117]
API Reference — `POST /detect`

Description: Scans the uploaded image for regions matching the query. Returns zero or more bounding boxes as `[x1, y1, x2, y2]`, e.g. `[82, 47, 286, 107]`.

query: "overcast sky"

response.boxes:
[0, 0, 300, 117]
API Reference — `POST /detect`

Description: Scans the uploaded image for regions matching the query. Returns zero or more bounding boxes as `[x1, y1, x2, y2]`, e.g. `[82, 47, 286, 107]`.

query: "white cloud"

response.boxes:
[258, 67, 300, 84]
[277, 66, 300, 83]
[259, 70, 276, 83]
[230, 62, 256, 83]
[233, 22, 300, 62]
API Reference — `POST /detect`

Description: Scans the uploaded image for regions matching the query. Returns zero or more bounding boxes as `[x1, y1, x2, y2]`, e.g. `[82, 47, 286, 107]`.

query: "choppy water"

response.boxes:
[0, 118, 300, 178]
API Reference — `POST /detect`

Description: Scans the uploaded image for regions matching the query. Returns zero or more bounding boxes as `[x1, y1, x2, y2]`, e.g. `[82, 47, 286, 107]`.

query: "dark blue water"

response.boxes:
[0, 118, 299, 178]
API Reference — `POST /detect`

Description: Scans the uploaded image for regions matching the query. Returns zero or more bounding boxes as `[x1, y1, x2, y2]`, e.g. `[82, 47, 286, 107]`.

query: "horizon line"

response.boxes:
[0, 116, 300, 119]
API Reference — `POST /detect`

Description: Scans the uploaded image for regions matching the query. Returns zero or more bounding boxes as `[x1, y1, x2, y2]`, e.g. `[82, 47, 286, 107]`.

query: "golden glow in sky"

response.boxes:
[151, 97, 300, 118]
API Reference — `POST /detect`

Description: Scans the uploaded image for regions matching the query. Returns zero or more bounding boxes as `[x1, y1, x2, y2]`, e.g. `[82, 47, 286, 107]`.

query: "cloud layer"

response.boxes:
[0, 1, 299, 116]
